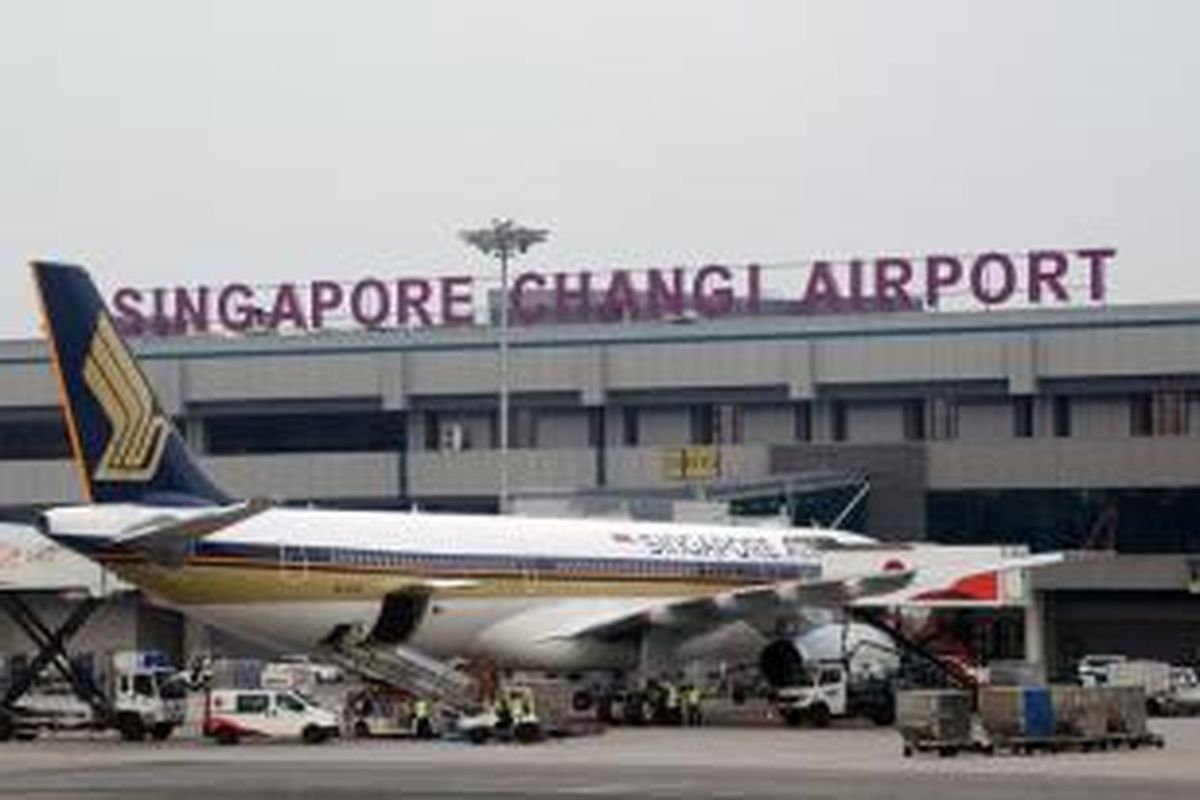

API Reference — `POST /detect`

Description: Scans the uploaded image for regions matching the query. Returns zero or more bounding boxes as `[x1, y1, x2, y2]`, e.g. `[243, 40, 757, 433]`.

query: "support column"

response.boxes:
[1023, 590, 1048, 683]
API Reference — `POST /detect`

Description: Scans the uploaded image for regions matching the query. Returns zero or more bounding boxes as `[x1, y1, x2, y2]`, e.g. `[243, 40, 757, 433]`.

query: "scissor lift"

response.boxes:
[0, 590, 122, 740]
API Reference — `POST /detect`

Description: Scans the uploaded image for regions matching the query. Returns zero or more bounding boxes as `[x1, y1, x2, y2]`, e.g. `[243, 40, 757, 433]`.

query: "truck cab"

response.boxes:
[110, 655, 188, 741]
[774, 662, 848, 727]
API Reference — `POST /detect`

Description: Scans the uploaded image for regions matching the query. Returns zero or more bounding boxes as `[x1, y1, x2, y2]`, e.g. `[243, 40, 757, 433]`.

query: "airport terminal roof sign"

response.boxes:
[110, 247, 1116, 337]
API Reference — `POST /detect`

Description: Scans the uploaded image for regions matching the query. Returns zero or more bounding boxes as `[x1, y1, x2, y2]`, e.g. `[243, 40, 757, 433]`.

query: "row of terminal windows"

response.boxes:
[0, 392, 1193, 460]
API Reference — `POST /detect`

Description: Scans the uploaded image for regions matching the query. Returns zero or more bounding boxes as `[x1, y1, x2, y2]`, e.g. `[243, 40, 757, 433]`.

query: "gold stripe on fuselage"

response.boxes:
[101, 557, 752, 605]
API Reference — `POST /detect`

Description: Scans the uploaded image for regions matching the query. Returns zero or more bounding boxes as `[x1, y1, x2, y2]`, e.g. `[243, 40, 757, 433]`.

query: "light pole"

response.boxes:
[460, 219, 549, 514]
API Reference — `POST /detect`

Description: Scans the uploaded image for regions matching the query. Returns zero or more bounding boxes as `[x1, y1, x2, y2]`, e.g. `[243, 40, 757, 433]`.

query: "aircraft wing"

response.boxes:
[852, 551, 1065, 607]
[561, 569, 915, 642]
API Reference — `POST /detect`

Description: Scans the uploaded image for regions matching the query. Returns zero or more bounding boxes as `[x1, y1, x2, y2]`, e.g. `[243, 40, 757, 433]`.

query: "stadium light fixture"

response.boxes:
[459, 219, 550, 514]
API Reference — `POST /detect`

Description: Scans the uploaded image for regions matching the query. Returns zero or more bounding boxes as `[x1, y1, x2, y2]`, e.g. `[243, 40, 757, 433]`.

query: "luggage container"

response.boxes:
[979, 685, 1163, 753]
[978, 686, 1059, 752]
[1049, 685, 1107, 738]
[896, 689, 980, 757]
[1094, 685, 1149, 737]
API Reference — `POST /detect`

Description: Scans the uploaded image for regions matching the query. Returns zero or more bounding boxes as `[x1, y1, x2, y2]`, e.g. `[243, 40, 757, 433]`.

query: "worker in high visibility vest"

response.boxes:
[494, 692, 513, 731]
[684, 685, 703, 726]
[411, 697, 433, 739]
[664, 682, 682, 725]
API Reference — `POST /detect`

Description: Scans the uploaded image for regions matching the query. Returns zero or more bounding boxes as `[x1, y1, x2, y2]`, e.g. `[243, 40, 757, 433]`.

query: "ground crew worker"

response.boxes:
[684, 684, 703, 726]
[412, 697, 433, 739]
[494, 692, 513, 731]
[664, 681, 681, 725]
[512, 691, 535, 725]
[510, 689, 540, 742]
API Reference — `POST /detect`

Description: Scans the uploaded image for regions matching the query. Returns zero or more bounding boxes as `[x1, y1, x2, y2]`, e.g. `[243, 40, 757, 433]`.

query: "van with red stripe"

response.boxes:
[203, 689, 340, 745]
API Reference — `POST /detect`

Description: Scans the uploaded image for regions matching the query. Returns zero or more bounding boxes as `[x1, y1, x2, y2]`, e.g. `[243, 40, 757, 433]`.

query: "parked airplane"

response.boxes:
[27, 262, 1046, 701]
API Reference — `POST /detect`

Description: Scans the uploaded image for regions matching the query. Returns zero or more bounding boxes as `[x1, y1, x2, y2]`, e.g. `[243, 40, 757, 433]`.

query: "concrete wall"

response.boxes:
[535, 408, 591, 449]
[957, 399, 1012, 440]
[741, 404, 793, 445]
[4, 303, 1200, 510]
[927, 438, 1200, 489]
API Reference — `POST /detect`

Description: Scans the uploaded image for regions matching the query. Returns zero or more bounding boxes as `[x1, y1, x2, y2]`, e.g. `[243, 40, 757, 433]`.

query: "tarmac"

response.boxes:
[1, 719, 1198, 799]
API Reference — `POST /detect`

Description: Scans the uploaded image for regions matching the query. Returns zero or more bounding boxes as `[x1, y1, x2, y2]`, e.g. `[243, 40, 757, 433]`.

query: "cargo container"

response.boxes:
[896, 690, 977, 757]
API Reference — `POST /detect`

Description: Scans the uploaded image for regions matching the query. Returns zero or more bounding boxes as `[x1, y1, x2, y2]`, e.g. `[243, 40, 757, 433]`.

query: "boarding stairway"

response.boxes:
[319, 626, 481, 714]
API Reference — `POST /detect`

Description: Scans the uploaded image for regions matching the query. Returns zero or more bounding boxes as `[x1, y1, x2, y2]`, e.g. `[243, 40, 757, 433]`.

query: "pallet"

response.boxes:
[902, 731, 1166, 757]
[987, 731, 1166, 755]
[901, 737, 993, 758]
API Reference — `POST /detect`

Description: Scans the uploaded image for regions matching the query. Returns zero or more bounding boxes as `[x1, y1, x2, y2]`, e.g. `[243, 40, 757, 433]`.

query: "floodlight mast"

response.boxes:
[459, 219, 549, 514]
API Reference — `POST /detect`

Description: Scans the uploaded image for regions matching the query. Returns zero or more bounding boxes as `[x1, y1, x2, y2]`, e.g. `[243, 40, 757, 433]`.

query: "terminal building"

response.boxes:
[2, 273, 1200, 676]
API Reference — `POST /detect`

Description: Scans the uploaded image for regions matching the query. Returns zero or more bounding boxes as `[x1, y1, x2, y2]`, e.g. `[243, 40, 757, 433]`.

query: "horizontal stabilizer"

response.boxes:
[113, 500, 273, 567]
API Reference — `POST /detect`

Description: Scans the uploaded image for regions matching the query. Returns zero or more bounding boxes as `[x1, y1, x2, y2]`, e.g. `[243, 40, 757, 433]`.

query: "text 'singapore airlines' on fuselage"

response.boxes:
[29, 262, 1050, 679]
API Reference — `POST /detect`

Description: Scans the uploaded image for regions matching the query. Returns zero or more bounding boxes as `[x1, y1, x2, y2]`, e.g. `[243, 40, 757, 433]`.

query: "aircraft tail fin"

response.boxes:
[31, 261, 230, 506]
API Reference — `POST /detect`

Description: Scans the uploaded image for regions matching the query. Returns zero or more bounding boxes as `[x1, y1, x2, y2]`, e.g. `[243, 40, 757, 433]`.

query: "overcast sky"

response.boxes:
[1, 0, 1196, 338]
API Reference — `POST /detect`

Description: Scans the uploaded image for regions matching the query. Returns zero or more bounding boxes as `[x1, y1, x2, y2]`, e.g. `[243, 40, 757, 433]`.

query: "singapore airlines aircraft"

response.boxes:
[27, 262, 1040, 699]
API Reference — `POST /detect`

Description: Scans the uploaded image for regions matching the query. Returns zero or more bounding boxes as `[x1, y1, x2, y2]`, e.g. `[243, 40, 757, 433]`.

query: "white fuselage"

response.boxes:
[40, 504, 1028, 672]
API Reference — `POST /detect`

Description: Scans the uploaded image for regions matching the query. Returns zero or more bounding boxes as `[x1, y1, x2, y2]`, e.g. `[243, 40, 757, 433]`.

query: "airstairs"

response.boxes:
[320, 625, 481, 714]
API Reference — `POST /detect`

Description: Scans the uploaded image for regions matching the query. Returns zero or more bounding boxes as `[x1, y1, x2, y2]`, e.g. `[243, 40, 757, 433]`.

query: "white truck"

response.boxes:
[773, 660, 895, 727]
[0, 650, 187, 742]
[1169, 667, 1200, 715]
[1105, 660, 1173, 714]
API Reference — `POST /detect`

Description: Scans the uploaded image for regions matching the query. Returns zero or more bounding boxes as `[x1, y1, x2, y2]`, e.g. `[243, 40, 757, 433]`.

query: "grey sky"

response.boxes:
[1, 0, 1196, 338]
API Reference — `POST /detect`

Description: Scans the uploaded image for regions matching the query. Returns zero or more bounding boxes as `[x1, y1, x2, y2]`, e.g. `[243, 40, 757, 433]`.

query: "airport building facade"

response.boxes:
[3, 288, 1200, 673]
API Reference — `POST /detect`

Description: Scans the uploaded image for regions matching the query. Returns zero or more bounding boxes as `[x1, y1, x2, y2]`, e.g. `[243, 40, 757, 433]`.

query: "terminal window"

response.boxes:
[1013, 396, 1035, 438]
[831, 401, 848, 442]
[1052, 396, 1072, 438]
[793, 401, 812, 442]
[205, 410, 406, 455]
[1131, 391, 1188, 437]
[622, 407, 639, 446]
[902, 399, 926, 441]
[0, 411, 70, 460]
[690, 404, 717, 445]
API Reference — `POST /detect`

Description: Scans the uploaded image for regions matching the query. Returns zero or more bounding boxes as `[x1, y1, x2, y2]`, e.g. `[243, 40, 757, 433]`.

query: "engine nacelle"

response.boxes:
[759, 623, 900, 688]
[759, 638, 807, 688]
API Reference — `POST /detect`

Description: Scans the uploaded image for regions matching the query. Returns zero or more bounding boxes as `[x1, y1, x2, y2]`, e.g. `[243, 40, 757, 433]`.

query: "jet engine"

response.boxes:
[758, 622, 900, 687]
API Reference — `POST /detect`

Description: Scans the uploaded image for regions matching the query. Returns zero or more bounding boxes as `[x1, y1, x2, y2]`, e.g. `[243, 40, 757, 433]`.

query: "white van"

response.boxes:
[203, 689, 340, 745]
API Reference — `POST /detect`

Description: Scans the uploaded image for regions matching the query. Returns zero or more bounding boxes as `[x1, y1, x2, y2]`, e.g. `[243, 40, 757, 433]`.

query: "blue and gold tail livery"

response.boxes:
[31, 261, 230, 507]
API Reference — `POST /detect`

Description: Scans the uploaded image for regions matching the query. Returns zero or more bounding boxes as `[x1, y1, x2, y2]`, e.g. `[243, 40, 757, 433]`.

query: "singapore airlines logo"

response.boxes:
[82, 315, 169, 481]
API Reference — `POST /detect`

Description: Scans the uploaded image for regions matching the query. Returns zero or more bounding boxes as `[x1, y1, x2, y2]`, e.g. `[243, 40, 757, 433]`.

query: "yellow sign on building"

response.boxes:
[663, 446, 721, 480]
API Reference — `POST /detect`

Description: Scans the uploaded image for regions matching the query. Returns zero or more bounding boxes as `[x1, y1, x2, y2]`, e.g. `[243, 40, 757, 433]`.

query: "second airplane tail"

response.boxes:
[31, 261, 230, 507]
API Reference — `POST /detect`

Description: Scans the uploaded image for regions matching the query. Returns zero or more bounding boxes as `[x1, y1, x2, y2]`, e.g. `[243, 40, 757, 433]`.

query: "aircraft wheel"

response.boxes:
[808, 703, 832, 729]
[571, 691, 594, 713]
[353, 720, 371, 738]
[117, 714, 146, 742]
[215, 728, 240, 746]
[514, 722, 541, 744]
[302, 725, 329, 745]
[151, 723, 174, 741]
